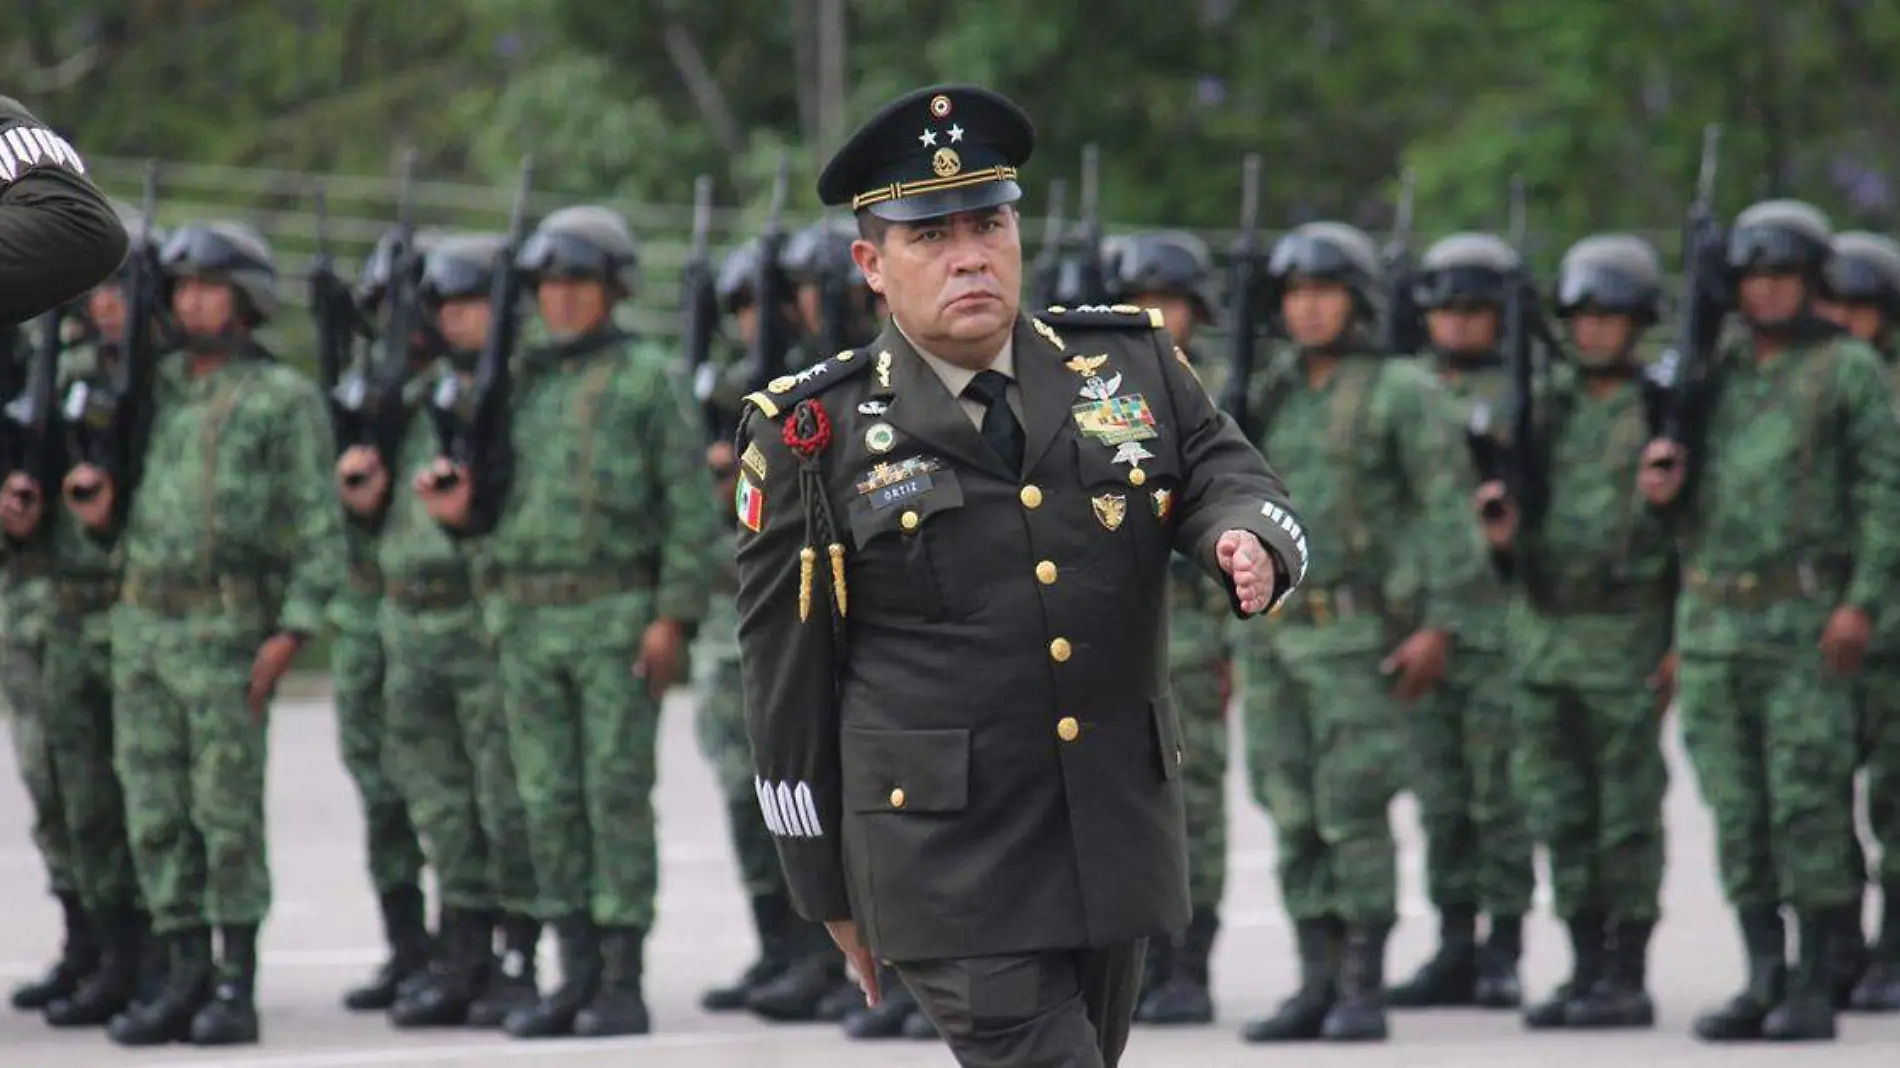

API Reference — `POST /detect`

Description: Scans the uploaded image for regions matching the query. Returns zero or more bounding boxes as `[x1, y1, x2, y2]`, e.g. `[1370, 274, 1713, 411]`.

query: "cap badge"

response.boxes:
[932, 148, 962, 178]
[929, 94, 953, 118]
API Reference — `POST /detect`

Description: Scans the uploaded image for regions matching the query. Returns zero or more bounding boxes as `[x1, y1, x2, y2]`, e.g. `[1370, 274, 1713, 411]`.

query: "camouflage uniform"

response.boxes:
[100, 222, 345, 1048]
[447, 205, 715, 1040]
[1667, 200, 1900, 1043]
[1236, 219, 1485, 1047]
[1392, 233, 1536, 1012]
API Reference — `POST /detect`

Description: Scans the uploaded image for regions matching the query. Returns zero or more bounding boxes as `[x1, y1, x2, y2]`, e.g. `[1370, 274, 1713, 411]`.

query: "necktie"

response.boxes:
[963, 369, 1024, 474]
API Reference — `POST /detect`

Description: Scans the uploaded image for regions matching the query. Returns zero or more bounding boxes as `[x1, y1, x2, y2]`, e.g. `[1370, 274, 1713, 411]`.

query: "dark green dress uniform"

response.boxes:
[734, 79, 1310, 1068]
[0, 97, 127, 325]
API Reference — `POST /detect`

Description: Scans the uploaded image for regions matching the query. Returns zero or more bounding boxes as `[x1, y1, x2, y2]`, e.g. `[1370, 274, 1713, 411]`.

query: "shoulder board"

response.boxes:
[1037, 304, 1167, 331]
[741, 348, 872, 420]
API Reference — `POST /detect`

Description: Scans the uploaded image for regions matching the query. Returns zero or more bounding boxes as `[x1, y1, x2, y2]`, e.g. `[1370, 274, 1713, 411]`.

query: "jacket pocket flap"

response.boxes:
[847, 470, 966, 546]
[841, 727, 971, 814]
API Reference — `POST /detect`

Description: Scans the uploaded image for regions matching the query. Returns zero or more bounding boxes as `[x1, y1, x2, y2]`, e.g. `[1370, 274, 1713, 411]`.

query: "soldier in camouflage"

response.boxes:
[780, 217, 882, 350]
[1235, 222, 1484, 1044]
[417, 205, 716, 1039]
[329, 228, 433, 1016]
[1387, 233, 1538, 1012]
[1814, 230, 1900, 1013]
[1479, 234, 1675, 1031]
[338, 233, 542, 1030]
[1103, 229, 1231, 1028]
[62, 221, 347, 1047]
[1639, 199, 1900, 1042]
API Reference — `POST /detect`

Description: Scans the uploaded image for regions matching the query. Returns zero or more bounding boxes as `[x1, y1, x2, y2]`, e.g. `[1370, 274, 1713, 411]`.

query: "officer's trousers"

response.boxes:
[895, 940, 1146, 1068]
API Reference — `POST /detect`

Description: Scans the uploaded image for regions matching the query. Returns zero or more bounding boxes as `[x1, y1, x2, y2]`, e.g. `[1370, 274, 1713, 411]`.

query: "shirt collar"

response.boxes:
[899, 321, 1014, 399]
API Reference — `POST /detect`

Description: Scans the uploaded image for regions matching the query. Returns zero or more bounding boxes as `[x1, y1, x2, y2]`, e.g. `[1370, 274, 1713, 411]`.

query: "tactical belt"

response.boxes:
[1684, 558, 1849, 609]
[51, 574, 122, 617]
[494, 565, 654, 608]
[1527, 575, 1673, 617]
[122, 572, 276, 617]
[385, 569, 477, 612]
[347, 561, 384, 597]
[1268, 582, 1384, 627]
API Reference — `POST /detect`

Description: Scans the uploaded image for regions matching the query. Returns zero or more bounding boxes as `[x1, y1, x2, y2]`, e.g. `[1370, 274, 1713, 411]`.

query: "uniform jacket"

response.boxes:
[0, 97, 127, 326]
[733, 305, 1309, 961]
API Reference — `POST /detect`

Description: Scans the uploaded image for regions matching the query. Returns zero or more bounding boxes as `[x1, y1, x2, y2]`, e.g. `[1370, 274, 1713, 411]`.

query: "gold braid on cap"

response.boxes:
[852, 166, 1020, 212]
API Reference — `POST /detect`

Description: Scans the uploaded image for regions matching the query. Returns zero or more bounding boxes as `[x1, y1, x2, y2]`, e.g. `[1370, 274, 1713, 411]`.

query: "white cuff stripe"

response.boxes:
[755, 776, 824, 838]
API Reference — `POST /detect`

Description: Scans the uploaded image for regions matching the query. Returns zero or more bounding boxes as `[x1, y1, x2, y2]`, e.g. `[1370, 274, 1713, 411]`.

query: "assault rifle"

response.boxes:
[1, 302, 64, 541]
[429, 155, 534, 535]
[744, 156, 795, 392]
[1030, 180, 1068, 308]
[681, 174, 722, 441]
[812, 216, 864, 356]
[63, 160, 161, 529]
[1218, 153, 1264, 440]
[1379, 170, 1425, 355]
[1052, 145, 1110, 305]
[1646, 124, 1726, 473]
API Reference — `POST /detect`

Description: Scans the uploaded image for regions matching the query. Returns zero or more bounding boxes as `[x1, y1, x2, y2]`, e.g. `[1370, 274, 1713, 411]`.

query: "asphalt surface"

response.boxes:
[2, 688, 1896, 1066]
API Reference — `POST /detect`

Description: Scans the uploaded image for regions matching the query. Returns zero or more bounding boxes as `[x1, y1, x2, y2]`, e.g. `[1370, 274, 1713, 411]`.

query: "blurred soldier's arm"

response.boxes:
[1397, 372, 1484, 634]
[732, 403, 849, 924]
[0, 98, 127, 324]
[271, 376, 348, 639]
[1840, 347, 1900, 616]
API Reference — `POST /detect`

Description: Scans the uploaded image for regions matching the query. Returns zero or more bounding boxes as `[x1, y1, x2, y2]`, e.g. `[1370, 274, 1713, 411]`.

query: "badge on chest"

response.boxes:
[855, 455, 946, 511]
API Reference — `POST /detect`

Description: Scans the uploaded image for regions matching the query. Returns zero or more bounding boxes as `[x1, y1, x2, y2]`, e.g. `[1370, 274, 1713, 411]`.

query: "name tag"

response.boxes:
[868, 473, 933, 510]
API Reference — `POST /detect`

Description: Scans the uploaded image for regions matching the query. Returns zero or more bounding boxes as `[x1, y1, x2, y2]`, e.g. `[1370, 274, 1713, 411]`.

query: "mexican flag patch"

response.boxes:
[736, 472, 764, 532]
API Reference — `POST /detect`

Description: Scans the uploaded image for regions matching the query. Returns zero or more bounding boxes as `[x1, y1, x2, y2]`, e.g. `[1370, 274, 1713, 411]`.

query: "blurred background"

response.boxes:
[13, 0, 1900, 353]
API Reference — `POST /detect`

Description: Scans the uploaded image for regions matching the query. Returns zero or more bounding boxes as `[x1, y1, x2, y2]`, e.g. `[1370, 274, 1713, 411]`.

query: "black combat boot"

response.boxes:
[503, 914, 600, 1038]
[901, 1006, 940, 1039]
[842, 967, 919, 1039]
[1321, 923, 1390, 1041]
[702, 893, 793, 1011]
[344, 884, 432, 1011]
[1523, 913, 1604, 1029]
[1240, 916, 1339, 1042]
[1829, 896, 1869, 1009]
[390, 907, 491, 1028]
[1386, 905, 1477, 1008]
[1135, 907, 1218, 1024]
[466, 912, 540, 1028]
[1567, 918, 1655, 1028]
[11, 892, 96, 1011]
[106, 926, 214, 1046]
[1850, 886, 1900, 1011]
[1762, 910, 1839, 1040]
[1474, 914, 1524, 1008]
[1134, 930, 1171, 1013]
[745, 920, 848, 1021]
[571, 926, 650, 1036]
[45, 903, 141, 1027]
[130, 909, 167, 1009]
[1693, 906, 1787, 1041]
[188, 924, 260, 1046]
[817, 977, 867, 1021]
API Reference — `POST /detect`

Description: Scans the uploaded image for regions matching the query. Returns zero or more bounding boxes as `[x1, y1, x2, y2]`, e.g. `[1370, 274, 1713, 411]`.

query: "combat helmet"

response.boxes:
[158, 221, 278, 323]
[1826, 231, 1900, 318]
[779, 218, 861, 286]
[517, 205, 639, 293]
[1726, 198, 1832, 279]
[1553, 233, 1664, 322]
[418, 233, 508, 306]
[1267, 221, 1382, 315]
[1413, 233, 1518, 309]
[716, 238, 764, 315]
[358, 227, 446, 311]
[1114, 230, 1217, 322]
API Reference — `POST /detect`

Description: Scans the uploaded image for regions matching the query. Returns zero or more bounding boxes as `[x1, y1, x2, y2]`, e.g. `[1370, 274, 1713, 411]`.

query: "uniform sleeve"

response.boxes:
[732, 407, 850, 923]
[1154, 331, 1308, 617]
[1840, 350, 1900, 611]
[1391, 372, 1484, 634]
[645, 361, 717, 625]
[0, 104, 128, 324]
[272, 380, 347, 635]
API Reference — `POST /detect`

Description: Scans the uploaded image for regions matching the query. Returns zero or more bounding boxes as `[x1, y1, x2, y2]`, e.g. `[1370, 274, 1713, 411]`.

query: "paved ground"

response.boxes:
[3, 689, 1896, 1067]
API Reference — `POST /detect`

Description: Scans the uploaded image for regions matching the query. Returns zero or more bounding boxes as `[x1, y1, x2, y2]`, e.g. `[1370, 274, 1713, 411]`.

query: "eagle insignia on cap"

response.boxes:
[933, 148, 962, 178]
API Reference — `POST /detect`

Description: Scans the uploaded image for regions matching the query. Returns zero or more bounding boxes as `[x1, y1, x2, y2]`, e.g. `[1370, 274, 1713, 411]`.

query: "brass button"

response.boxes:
[889, 787, 906, 809]
[1035, 560, 1058, 585]
[1057, 716, 1080, 742]
[1049, 637, 1072, 663]
[900, 510, 920, 532]
[1127, 468, 1147, 487]
[1020, 485, 1043, 509]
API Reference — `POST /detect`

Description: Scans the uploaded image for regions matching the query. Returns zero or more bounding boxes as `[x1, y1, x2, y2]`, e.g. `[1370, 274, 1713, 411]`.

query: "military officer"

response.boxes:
[0, 97, 128, 325]
[417, 205, 717, 1039]
[734, 84, 1308, 1068]
[1814, 230, 1900, 1013]
[1484, 234, 1675, 1031]
[1104, 229, 1231, 1028]
[63, 221, 347, 1047]
[1639, 199, 1900, 1042]
[1387, 233, 1538, 1011]
[1233, 222, 1482, 1044]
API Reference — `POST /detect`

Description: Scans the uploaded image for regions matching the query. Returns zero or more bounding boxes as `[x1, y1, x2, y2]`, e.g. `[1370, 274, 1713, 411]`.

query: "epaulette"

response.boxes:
[1036, 304, 1167, 331]
[741, 349, 874, 419]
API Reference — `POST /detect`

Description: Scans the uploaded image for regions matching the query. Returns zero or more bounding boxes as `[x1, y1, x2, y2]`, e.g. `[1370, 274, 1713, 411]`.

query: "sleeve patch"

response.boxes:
[1262, 500, 1310, 583]
[756, 777, 824, 838]
[0, 125, 88, 185]
[736, 472, 765, 532]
